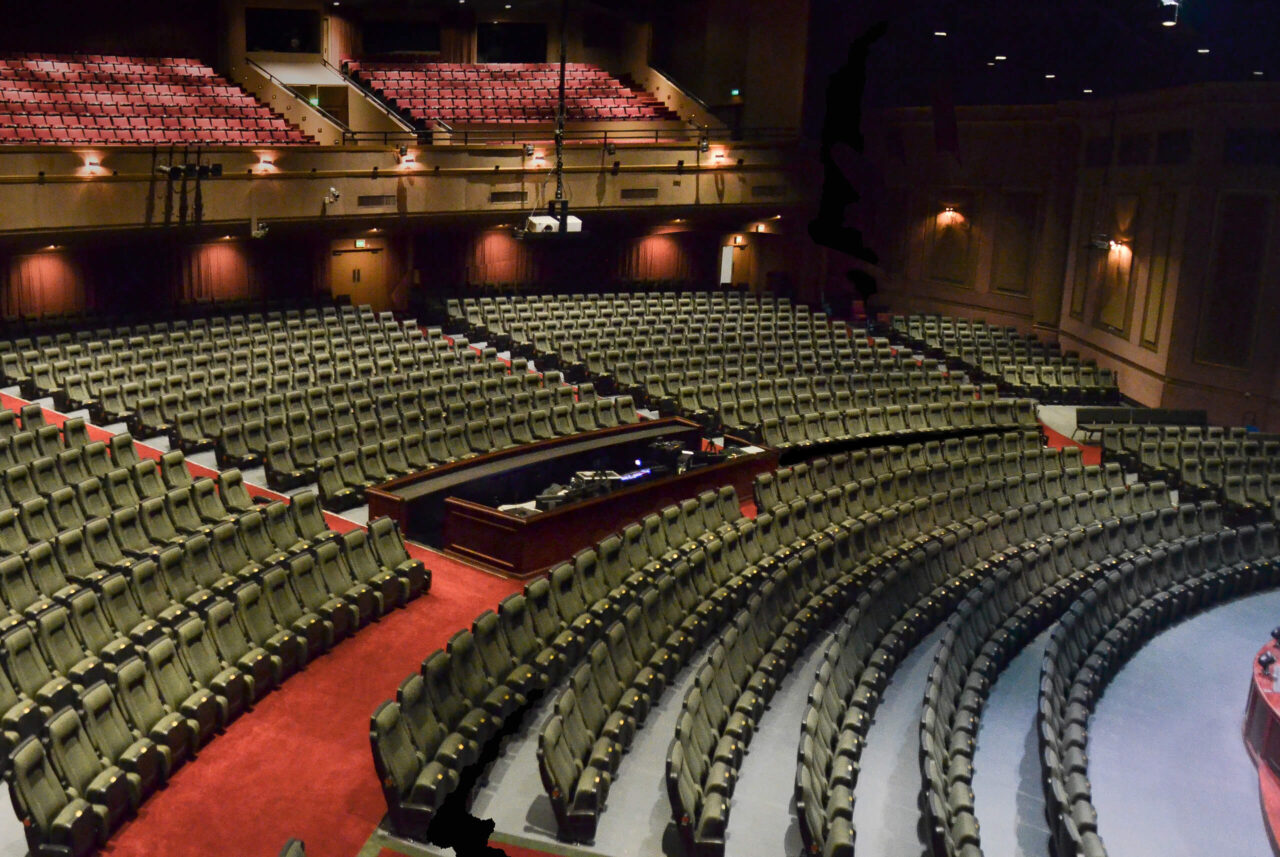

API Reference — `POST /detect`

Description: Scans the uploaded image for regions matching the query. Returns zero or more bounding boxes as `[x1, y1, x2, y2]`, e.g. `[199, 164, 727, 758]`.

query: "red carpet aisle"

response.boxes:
[1039, 422, 1103, 466]
[101, 544, 525, 857]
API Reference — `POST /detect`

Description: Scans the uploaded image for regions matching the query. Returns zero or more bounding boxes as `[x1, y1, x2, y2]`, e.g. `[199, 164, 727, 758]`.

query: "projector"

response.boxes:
[526, 214, 582, 233]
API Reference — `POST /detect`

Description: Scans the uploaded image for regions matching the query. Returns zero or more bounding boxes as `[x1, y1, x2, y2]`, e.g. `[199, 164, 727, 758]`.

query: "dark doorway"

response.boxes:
[245, 8, 321, 53]
[476, 23, 547, 63]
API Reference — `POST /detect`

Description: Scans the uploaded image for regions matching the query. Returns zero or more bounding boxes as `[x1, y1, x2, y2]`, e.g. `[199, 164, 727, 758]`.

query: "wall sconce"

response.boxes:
[712, 148, 727, 162]
[938, 205, 965, 225]
[755, 223, 765, 232]
[80, 153, 105, 177]
[532, 150, 547, 167]
[732, 234, 744, 246]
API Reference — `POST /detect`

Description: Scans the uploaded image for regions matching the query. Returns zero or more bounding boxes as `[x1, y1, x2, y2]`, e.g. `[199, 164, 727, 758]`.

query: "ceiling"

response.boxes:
[809, 0, 1280, 107]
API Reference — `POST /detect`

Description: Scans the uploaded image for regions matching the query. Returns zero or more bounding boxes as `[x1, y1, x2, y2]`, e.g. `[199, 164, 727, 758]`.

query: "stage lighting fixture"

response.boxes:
[324, 187, 341, 205]
[698, 138, 710, 153]
[676, 159, 685, 173]
[611, 160, 620, 175]
[606, 142, 616, 155]
[1262, 652, 1276, 676]
[1161, 0, 1179, 26]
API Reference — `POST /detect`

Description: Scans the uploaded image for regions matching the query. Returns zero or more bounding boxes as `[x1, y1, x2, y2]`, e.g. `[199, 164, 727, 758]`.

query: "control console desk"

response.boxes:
[366, 418, 777, 578]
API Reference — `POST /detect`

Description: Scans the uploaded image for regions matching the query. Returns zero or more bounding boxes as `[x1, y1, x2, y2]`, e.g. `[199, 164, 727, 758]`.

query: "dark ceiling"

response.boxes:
[808, 0, 1280, 110]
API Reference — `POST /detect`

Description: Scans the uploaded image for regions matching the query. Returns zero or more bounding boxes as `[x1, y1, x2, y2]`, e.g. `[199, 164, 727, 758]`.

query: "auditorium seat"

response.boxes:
[7, 735, 99, 857]
[346, 61, 678, 128]
[0, 54, 312, 146]
[370, 700, 458, 837]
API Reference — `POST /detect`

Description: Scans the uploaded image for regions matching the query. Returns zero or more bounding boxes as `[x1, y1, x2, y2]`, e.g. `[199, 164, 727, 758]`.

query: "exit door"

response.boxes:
[330, 248, 387, 311]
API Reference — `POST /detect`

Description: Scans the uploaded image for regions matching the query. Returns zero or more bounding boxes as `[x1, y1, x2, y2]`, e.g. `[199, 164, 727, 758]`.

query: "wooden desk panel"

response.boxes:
[441, 446, 776, 578]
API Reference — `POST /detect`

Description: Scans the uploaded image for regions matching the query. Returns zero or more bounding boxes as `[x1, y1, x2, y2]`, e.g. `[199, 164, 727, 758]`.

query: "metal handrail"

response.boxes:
[335, 59, 453, 145]
[648, 64, 716, 114]
[337, 125, 800, 148]
[245, 57, 350, 131]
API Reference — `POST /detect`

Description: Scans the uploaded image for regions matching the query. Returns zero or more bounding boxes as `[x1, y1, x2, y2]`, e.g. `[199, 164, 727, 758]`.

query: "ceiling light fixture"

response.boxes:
[1161, 0, 1179, 26]
[995, 55, 1007, 61]
[934, 31, 947, 37]
[1083, 88, 1094, 94]
[1045, 74, 1056, 79]
[1197, 48, 1210, 54]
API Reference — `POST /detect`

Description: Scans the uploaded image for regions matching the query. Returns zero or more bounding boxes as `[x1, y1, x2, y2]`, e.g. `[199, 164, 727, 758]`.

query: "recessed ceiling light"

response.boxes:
[987, 62, 995, 67]
[1083, 89, 1093, 94]
[1045, 74, 1056, 79]
[1162, 20, 1176, 26]
[995, 55, 1007, 61]
[934, 31, 947, 37]
[1197, 48, 1210, 54]
[1255, 70, 1265, 76]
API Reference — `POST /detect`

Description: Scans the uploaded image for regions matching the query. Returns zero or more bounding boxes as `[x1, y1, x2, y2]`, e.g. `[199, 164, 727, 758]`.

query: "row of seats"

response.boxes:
[756, 398, 1037, 451]
[370, 484, 749, 840]
[1105, 425, 1280, 521]
[347, 61, 677, 127]
[921, 513, 1270, 856]
[643, 376, 980, 432]
[266, 389, 638, 492]
[668, 440, 1080, 856]
[162, 365, 546, 465]
[891, 314, 1121, 404]
[0, 413, 430, 857]
[2, 302, 403, 357]
[608, 366, 963, 404]
[3, 306, 437, 403]
[0, 53, 312, 146]
[1037, 526, 1280, 857]
[793, 465, 1163, 857]
[312, 396, 640, 510]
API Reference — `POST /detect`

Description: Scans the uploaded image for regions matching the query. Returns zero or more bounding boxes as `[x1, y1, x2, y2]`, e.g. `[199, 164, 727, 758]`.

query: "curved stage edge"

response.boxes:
[1243, 641, 1280, 857]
